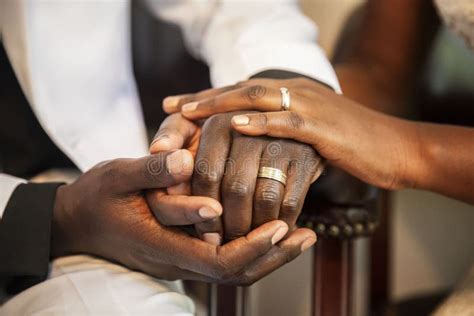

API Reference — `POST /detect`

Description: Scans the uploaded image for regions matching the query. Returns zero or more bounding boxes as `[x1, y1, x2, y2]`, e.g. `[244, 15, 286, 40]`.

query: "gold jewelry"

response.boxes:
[280, 87, 290, 111]
[257, 167, 287, 186]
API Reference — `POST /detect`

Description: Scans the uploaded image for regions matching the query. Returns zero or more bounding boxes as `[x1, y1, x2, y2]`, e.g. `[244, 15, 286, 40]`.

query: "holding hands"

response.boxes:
[150, 113, 323, 245]
[52, 149, 316, 286]
[165, 77, 426, 192]
[55, 73, 472, 288]
[166, 77, 474, 204]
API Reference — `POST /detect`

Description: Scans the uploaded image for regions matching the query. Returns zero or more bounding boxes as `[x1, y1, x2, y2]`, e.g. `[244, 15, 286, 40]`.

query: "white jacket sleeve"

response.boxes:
[0, 174, 26, 219]
[145, 0, 341, 92]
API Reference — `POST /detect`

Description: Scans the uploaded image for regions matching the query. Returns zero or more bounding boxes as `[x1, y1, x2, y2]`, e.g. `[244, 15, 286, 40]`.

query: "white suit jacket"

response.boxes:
[0, 0, 340, 218]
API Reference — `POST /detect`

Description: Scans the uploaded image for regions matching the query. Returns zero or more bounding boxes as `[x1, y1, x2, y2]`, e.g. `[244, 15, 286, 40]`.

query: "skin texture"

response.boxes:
[150, 112, 323, 244]
[169, 78, 474, 204]
[51, 150, 317, 285]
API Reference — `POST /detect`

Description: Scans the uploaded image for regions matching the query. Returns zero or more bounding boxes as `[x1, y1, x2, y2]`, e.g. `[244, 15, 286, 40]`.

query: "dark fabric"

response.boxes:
[251, 69, 334, 91]
[0, 183, 63, 294]
[0, 44, 74, 178]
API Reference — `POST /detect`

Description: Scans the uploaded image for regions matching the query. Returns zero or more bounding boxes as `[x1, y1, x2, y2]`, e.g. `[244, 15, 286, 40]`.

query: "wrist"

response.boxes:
[397, 120, 430, 190]
[51, 184, 76, 258]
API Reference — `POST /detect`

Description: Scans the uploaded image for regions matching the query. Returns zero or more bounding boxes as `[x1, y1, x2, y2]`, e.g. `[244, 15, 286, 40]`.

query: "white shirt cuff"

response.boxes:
[0, 174, 27, 219]
[209, 43, 341, 94]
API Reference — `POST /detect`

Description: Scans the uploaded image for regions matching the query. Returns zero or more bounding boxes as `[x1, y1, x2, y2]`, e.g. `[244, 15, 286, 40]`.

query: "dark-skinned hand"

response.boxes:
[150, 112, 323, 245]
[51, 151, 317, 285]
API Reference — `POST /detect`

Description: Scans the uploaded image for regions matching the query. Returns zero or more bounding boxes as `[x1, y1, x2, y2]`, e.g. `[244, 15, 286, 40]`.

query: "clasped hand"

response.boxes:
[51, 79, 321, 286]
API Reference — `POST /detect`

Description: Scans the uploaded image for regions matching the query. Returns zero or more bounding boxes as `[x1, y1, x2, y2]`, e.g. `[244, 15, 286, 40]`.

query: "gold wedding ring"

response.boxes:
[257, 167, 287, 186]
[280, 87, 290, 111]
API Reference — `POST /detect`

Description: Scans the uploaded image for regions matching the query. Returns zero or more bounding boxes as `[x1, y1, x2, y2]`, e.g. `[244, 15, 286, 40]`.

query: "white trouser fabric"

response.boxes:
[1, 255, 195, 315]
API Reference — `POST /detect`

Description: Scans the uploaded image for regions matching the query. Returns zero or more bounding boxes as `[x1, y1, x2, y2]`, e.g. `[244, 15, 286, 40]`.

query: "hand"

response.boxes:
[166, 78, 422, 190]
[150, 113, 323, 244]
[51, 151, 317, 285]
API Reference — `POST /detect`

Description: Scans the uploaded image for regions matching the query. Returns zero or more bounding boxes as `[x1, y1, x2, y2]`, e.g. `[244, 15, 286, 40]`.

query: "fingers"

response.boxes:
[231, 228, 316, 285]
[192, 114, 233, 244]
[146, 189, 222, 225]
[163, 85, 238, 113]
[111, 150, 194, 193]
[180, 86, 286, 120]
[147, 220, 287, 278]
[150, 113, 199, 153]
[137, 219, 316, 285]
[214, 220, 289, 274]
[252, 140, 289, 229]
[280, 146, 322, 228]
[192, 114, 232, 200]
[231, 112, 317, 146]
[221, 135, 264, 241]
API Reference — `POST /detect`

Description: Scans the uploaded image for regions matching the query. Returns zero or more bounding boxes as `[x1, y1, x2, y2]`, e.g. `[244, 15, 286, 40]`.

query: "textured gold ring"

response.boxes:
[257, 167, 287, 186]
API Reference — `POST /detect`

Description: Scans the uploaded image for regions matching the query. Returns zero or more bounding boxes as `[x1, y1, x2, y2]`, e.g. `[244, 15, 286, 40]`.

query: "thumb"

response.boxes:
[150, 113, 198, 153]
[116, 150, 194, 193]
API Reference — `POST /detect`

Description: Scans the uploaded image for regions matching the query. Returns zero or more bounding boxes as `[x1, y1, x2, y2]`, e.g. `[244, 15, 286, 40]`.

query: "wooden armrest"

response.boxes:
[299, 166, 381, 239]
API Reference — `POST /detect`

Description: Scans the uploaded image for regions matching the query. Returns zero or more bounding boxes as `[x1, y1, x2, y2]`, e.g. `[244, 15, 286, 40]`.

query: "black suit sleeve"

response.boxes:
[251, 69, 335, 91]
[0, 182, 63, 295]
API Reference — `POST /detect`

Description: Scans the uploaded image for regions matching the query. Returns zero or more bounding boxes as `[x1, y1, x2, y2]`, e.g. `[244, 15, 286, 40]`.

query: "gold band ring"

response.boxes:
[280, 87, 290, 111]
[257, 167, 287, 186]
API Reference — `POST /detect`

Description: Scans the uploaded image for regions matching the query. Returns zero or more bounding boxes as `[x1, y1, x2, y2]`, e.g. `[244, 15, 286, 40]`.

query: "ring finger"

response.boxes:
[252, 140, 290, 229]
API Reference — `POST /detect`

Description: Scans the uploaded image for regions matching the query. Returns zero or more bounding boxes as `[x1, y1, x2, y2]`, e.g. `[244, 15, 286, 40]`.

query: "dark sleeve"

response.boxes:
[251, 69, 335, 91]
[0, 182, 63, 295]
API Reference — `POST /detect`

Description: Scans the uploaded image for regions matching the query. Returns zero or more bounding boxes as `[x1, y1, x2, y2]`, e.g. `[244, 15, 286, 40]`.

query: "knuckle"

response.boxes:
[205, 97, 216, 110]
[285, 112, 305, 130]
[245, 85, 267, 103]
[255, 185, 281, 208]
[195, 169, 220, 186]
[257, 113, 269, 127]
[281, 196, 300, 215]
[100, 159, 125, 184]
[223, 178, 250, 198]
[192, 171, 221, 194]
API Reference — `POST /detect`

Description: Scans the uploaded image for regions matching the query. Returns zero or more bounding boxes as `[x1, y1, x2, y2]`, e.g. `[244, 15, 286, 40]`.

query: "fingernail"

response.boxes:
[232, 115, 249, 126]
[198, 207, 219, 219]
[271, 225, 289, 245]
[301, 237, 317, 251]
[203, 233, 222, 246]
[166, 150, 185, 174]
[182, 102, 198, 112]
[163, 96, 180, 112]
